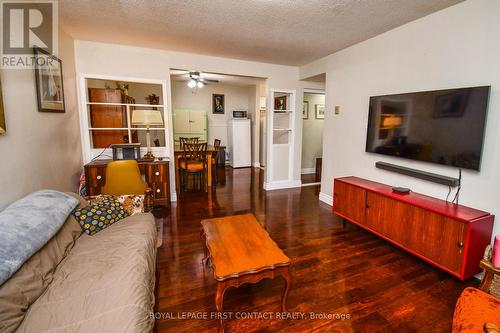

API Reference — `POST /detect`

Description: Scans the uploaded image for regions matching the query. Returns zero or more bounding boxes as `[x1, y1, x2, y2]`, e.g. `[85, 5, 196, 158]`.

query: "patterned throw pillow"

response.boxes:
[86, 195, 144, 216]
[72, 196, 129, 235]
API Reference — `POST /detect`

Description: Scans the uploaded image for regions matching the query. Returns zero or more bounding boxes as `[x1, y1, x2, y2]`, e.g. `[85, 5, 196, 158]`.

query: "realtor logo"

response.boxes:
[1, 0, 58, 68]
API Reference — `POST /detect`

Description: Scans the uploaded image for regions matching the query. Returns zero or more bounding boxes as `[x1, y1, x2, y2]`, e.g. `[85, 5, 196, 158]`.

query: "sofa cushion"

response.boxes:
[16, 213, 157, 333]
[0, 193, 87, 333]
[73, 196, 129, 235]
[87, 194, 145, 216]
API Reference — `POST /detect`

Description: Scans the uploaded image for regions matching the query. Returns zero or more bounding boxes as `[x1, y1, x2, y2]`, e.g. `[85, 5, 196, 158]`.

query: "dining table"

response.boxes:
[173, 144, 216, 193]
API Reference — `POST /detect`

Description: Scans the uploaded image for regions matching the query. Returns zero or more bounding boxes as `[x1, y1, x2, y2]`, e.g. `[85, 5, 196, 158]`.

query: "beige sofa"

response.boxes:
[0, 194, 157, 333]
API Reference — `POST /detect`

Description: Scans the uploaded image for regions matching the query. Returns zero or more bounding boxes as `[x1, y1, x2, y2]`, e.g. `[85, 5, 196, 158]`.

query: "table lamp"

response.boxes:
[131, 109, 163, 161]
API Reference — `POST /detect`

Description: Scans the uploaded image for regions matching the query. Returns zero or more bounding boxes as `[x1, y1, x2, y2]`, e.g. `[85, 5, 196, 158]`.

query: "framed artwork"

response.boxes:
[274, 95, 287, 111]
[0, 76, 5, 135]
[212, 94, 225, 114]
[433, 90, 468, 118]
[34, 47, 65, 113]
[315, 104, 325, 119]
[303, 101, 309, 119]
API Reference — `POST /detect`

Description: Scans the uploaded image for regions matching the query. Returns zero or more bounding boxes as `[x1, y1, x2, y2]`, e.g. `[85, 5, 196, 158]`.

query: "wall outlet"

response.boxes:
[335, 106, 340, 115]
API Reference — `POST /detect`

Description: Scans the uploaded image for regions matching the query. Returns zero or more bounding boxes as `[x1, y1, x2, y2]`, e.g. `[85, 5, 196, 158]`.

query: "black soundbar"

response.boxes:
[375, 161, 460, 187]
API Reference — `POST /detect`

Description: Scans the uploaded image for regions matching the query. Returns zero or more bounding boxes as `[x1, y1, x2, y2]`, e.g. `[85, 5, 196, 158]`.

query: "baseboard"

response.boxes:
[253, 162, 261, 168]
[301, 168, 315, 174]
[301, 182, 320, 187]
[263, 180, 302, 191]
[319, 192, 333, 206]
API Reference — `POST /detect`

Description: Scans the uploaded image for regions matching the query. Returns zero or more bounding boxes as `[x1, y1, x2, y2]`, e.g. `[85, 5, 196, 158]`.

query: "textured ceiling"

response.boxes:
[60, 0, 463, 66]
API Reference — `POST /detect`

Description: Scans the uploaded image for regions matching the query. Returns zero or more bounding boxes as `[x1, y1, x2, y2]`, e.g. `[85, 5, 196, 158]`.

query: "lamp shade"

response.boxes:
[131, 109, 163, 126]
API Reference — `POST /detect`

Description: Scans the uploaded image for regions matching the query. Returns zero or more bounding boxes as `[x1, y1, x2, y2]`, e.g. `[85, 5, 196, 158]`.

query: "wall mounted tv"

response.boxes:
[366, 86, 490, 171]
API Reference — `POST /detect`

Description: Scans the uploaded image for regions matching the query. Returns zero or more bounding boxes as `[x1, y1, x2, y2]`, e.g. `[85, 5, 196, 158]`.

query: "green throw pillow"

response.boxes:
[72, 196, 129, 235]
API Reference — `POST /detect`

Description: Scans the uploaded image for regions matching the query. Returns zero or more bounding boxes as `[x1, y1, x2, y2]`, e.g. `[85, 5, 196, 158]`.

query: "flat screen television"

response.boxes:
[366, 86, 490, 171]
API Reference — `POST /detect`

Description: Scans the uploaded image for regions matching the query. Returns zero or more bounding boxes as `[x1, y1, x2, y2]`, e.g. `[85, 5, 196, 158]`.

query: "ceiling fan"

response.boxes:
[186, 71, 219, 88]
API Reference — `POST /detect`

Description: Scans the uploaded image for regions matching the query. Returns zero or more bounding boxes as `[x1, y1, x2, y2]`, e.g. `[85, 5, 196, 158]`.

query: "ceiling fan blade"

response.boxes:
[200, 78, 219, 83]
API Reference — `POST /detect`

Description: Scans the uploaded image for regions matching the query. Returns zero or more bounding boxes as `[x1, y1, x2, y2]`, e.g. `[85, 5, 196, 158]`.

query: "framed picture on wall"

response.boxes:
[274, 95, 287, 111]
[34, 47, 66, 113]
[212, 94, 225, 114]
[0, 76, 5, 135]
[315, 104, 325, 119]
[303, 101, 309, 119]
[433, 90, 468, 118]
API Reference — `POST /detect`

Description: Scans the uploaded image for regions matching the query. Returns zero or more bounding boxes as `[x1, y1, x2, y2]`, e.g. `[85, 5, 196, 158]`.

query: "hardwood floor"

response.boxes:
[155, 167, 475, 332]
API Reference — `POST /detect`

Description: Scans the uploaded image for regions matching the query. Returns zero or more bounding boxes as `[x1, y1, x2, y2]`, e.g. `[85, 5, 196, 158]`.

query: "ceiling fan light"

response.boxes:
[197, 81, 204, 88]
[187, 80, 196, 88]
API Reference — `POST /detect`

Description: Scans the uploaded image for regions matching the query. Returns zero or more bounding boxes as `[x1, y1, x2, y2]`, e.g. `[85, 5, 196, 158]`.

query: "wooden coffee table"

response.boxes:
[200, 213, 292, 332]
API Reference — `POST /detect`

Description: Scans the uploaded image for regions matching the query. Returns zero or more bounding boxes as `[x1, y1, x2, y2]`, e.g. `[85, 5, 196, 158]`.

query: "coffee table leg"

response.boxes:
[215, 282, 227, 333]
[281, 267, 292, 312]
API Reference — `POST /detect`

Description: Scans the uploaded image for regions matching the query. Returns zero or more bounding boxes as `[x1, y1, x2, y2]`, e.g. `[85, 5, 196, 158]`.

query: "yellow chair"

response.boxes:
[101, 160, 153, 210]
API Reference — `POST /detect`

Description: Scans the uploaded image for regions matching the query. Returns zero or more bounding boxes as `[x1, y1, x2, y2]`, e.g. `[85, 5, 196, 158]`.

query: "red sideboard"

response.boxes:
[333, 176, 494, 280]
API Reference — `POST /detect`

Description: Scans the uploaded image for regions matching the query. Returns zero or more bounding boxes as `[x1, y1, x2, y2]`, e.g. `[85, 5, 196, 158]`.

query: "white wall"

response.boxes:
[0, 29, 82, 209]
[302, 93, 325, 171]
[300, 0, 500, 239]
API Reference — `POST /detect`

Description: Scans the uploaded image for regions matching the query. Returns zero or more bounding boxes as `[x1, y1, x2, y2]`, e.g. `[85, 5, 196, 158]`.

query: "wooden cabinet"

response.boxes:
[88, 88, 137, 148]
[334, 180, 367, 225]
[333, 176, 494, 280]
[84, 160, 170, 208]
[145, 162, 170, 205]
[365, 192, 408, 246]
[173, 109, 207, 143]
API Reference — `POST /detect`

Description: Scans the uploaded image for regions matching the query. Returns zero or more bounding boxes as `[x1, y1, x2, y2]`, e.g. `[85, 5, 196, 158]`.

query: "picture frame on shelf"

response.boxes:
[303, 101, 309, 119]
[315, 104, 325, 119]
[212, 94, 225, 114]
[0, 76, 5, 135]
[274, 95, 287, 111]
[34, 47, 66, 113]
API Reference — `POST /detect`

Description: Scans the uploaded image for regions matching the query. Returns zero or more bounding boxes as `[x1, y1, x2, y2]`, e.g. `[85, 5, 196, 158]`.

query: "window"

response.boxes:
[82, 78, 167, 159]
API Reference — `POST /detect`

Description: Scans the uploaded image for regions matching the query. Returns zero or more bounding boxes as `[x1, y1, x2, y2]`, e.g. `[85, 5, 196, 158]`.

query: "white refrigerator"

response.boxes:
[227, 119, 252, 168]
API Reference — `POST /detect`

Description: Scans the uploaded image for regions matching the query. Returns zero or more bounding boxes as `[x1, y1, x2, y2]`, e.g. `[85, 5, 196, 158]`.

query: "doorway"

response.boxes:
[169, 69, 267, 194]
[301, 88, 325, 185]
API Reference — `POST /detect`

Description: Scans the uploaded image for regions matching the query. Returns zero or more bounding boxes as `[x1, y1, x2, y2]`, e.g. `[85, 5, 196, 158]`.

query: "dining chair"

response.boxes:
[179, 137, 199, 149]
[212, 139, 221, 188]
[178, 137, 200, 180]
[179, 142, 208, 192]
